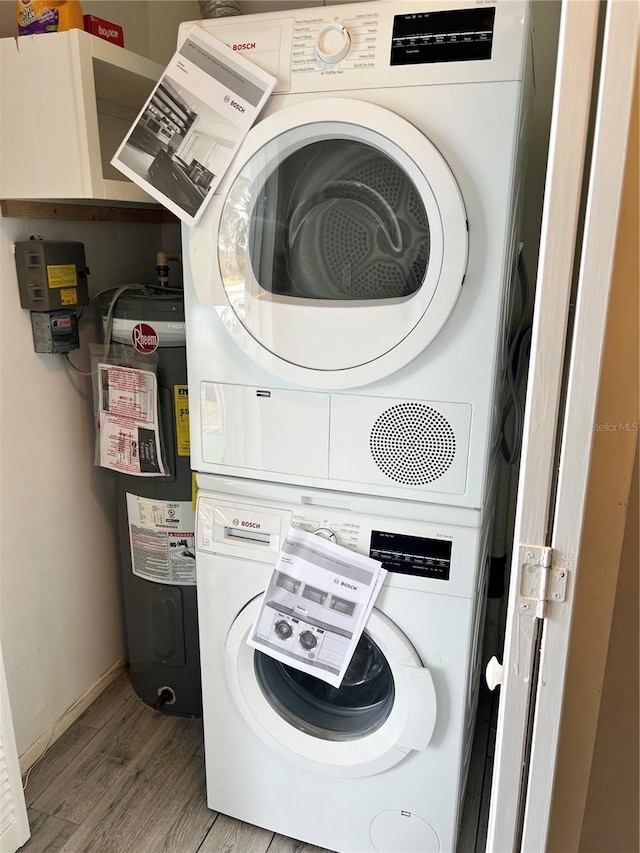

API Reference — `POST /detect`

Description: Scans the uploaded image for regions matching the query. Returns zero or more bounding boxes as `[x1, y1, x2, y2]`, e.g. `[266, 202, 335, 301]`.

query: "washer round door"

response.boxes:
[225, 596, 437, 778]
[188, 98, 468, 390]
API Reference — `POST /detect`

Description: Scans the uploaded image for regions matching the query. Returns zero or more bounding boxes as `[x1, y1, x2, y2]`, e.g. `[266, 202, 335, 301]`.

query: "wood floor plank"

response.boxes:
[77, 671, 135, 730]
[268, 833, 335, 853]
[23, 723, 99, 808]
[19, 808, 78, 853]
[143, 754, 217, 852]
[32, 699, 161, 823]
[199, 813, 274, 853]
[56, 715, 203, 853]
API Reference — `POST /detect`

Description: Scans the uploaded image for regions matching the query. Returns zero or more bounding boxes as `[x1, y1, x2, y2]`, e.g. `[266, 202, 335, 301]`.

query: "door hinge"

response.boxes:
[518, 544, 568, 619]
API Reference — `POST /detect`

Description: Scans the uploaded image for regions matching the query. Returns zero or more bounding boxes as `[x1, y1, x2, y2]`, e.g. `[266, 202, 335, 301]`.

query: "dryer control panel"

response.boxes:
[179, 0, 527, 96]
[390, 7, 496, 66]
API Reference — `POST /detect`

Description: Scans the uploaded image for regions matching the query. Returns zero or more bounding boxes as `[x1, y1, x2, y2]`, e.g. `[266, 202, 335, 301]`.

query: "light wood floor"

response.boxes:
[20, 669, 496, 853]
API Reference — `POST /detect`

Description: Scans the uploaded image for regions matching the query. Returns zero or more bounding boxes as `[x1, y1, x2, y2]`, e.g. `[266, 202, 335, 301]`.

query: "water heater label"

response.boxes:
[126, 494, 196, 586]
[174, 385, 190, 457]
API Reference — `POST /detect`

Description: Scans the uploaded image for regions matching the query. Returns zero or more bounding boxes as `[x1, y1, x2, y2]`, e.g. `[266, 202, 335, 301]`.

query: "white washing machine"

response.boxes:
[180, 1, 531, 510]
[195, 473, 493, 852]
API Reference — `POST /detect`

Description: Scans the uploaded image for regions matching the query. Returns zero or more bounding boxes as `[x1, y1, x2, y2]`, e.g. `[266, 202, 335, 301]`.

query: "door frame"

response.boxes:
[486, 1, 639, 850]
[0, 643, 30, 852]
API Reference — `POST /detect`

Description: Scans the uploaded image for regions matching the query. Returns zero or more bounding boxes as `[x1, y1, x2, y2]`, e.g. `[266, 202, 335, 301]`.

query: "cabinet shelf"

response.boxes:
[0, 30, 163, 204]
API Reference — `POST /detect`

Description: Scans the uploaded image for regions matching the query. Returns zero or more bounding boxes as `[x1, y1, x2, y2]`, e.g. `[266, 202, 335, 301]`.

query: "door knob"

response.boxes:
[485, 656, 504, 691]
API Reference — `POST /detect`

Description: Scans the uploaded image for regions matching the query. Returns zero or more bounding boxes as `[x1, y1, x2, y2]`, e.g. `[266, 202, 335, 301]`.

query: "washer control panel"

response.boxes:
[370, 530, 452, 581]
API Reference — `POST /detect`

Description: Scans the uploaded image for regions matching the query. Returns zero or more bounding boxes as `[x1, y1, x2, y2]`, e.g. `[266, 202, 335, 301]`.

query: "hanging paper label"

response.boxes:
[126, 494, 196, 586]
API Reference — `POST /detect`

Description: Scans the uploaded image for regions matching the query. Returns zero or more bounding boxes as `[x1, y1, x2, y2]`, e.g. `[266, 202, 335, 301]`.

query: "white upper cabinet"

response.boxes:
[0, 30, 162, 203]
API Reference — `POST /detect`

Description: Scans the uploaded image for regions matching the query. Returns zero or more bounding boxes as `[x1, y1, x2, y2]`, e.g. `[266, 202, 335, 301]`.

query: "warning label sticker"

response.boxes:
[47, 264, 77, 288]
[126, 494, 196, 586]
[174, 385, 190, 457]
[59, 287, 78, 306]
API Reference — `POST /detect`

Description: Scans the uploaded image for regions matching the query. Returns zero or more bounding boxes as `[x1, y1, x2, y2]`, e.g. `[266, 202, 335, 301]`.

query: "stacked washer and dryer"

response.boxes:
[180, 2, 531, 851]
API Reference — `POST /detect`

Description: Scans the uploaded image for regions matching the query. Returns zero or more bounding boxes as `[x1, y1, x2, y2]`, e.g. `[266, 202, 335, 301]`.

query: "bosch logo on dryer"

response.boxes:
[231, 42, 256, 51]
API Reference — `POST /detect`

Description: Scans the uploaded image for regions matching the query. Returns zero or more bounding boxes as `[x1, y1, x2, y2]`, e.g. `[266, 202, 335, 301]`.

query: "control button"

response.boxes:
[299, 630, 318, 650]
[313, 527, 337, 543]
[316, 24, 351, 64]
[274, 620, 293, 640]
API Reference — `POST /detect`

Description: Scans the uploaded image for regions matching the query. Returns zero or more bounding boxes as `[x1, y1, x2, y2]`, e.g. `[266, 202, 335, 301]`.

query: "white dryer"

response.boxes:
[195, 474, 493, 853]
[181, 1, 531, 509]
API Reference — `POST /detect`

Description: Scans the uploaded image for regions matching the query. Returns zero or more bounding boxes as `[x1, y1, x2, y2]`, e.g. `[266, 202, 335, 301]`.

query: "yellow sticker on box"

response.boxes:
[47, 264, 77, 289]
[60, 288, 78, 306]
[174, 385, 190, 457]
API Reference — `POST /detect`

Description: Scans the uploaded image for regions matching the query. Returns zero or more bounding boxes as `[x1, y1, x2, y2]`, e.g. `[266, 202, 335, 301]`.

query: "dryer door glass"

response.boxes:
[254, 631, 395, 741]
[210, 107, 467, 384]
[243, 138, 430, 301]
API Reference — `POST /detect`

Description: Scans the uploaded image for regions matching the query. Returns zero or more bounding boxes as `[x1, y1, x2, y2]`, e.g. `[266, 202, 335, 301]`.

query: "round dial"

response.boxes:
[313, 527, 337, 543]
[316, 23, 351, 65]
[274, 620, 293, 640]
[299, 630, 318, 650]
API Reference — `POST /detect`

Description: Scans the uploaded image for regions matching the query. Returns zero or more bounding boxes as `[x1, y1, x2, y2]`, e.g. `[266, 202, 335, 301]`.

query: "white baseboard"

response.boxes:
[19, 655, 127, 775]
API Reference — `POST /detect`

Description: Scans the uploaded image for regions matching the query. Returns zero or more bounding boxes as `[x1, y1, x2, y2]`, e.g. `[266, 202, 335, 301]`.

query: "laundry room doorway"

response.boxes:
[484, 2, 638, 851]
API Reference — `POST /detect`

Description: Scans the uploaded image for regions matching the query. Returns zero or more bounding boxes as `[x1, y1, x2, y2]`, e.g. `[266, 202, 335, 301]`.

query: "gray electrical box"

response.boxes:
[30, 308, 80, 353]
[15, 240, 89, 311]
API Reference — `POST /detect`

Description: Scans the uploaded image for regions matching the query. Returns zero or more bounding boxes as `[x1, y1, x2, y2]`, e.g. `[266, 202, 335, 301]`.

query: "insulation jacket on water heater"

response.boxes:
[102, 291, 202, 717]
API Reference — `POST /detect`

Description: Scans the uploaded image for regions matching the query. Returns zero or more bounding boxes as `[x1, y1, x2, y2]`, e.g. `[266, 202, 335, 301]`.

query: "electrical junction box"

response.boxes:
[14, 240, 89, 311]
[30, 309, 80, 354]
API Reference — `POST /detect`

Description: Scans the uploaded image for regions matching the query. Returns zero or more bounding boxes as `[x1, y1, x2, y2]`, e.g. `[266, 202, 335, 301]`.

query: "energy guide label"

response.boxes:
[126, 494, 196, 585]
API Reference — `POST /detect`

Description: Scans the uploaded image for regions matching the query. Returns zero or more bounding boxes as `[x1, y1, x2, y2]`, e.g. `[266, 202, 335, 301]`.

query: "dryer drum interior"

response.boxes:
[248, 138, 431, 301]
[254, 631, 395, 741]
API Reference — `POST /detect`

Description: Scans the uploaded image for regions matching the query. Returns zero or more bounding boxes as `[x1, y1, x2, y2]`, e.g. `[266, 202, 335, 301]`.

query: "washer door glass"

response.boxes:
[225, 596, 437, 777]
[198, 99, 468, 387]
[254, 631, 395, 742]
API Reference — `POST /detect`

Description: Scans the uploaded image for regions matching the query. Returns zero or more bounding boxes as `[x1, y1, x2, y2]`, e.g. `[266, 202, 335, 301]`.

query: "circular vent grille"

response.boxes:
[370, 404, 456, 485]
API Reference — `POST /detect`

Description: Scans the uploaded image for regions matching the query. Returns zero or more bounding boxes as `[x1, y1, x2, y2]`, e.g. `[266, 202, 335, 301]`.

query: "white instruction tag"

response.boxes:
[97, 364, 166, 476]
[111, 25, 277, 227]
[247, 526, 387, 688]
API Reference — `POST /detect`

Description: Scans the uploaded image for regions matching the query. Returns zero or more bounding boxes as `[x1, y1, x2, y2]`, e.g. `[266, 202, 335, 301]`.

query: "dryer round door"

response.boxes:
[225, 595, 437, 778]
[189, 98, 468, 390]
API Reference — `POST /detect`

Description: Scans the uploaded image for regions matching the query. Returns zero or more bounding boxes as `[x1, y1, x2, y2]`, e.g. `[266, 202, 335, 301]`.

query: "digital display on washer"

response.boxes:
[390, 7, 496, 66]
[370, 530, 452, 580]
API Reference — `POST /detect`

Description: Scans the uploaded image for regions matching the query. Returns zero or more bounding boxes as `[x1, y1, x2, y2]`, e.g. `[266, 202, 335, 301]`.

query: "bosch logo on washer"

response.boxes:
[132, 322, 159, 354]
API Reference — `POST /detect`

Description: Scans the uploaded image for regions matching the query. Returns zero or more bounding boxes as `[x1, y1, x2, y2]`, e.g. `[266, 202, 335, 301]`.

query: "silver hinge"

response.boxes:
[519, 545, 568, 619]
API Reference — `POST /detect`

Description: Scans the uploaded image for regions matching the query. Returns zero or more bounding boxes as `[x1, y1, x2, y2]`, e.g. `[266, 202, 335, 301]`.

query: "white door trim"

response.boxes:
[485, 2, 601, 849]
[520, 2, 639, 850]
[0, 645, 30, 853]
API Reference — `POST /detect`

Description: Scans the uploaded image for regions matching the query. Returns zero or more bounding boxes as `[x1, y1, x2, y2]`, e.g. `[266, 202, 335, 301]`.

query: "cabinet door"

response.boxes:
[486, 2, 639, 850]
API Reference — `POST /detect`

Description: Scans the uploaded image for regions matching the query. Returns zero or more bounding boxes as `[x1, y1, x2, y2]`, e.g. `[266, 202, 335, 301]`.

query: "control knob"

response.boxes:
[313, 526, 337, 543]
[274, 620, 293, 640]
[299, 630, 318, 650]
[316, 23, 351, 65]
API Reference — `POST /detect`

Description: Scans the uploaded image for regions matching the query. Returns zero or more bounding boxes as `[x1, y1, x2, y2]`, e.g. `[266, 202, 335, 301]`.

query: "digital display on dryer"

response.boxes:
[370, 530, 452, 580]
[390, 7, 496, 66]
